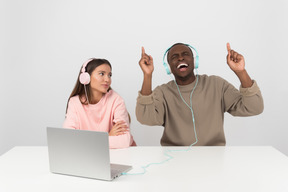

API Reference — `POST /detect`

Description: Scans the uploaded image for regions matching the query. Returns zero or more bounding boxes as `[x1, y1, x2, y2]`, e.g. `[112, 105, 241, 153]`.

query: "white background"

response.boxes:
[1, 0, 287, 156]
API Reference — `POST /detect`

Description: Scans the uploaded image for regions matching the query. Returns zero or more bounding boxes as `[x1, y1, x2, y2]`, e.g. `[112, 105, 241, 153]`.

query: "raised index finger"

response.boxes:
[141, 46, 146, 57]
[227, 43, 231, 53]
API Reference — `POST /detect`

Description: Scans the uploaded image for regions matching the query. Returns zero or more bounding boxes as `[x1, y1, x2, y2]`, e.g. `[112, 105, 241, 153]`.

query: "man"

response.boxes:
[136, 43, 264, 146]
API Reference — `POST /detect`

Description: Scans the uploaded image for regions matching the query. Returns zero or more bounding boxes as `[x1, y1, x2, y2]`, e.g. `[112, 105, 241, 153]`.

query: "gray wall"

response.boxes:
[1, 0, 287, 155]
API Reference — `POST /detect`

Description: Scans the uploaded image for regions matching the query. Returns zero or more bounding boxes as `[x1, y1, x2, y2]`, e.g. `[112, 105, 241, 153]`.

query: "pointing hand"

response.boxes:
[226, 43, 245, 73]
[139, 47, 154, 75]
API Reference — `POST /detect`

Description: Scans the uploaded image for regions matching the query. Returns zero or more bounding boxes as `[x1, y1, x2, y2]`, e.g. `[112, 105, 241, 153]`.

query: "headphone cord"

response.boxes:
[84, 85, 90, 105]
[122, 71, 199, 176]
[174, 70, 199, 148]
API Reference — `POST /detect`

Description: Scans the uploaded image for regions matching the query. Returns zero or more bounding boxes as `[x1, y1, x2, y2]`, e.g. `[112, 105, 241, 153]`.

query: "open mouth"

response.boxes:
[177, 63, 188, 71]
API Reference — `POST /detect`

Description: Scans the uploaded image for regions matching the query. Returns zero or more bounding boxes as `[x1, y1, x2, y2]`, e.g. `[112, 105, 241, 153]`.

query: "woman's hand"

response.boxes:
[109, 121, 129, 136]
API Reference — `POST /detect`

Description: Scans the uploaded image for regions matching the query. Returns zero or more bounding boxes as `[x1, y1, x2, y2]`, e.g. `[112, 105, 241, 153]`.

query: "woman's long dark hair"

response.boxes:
[65, 58, 112, 113]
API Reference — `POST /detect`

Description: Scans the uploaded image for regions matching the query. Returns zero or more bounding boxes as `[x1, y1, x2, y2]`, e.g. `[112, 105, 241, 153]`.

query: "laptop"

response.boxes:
[46, 127, 132, 181]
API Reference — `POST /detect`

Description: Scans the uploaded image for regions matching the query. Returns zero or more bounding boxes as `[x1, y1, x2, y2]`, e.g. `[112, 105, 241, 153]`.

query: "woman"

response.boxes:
[63, 58, 135, 148]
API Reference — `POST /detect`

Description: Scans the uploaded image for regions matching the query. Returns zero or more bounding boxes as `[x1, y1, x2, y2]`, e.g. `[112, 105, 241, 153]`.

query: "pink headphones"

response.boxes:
[79, 58, 95, 85]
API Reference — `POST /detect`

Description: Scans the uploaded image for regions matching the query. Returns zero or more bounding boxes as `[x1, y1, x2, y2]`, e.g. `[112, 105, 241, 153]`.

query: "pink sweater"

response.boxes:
[63, 90, 134, 149]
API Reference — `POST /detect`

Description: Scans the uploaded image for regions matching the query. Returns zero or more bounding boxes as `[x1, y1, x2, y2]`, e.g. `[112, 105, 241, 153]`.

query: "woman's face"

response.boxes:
[90, 64, 112, 96]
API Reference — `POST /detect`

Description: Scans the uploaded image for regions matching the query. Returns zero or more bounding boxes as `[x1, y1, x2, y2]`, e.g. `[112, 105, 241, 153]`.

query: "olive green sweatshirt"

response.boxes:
[136, 75, 264, 146]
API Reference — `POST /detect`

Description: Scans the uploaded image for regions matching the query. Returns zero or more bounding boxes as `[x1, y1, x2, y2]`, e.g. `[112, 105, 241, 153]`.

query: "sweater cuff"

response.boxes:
[137, 91, 154, 104]
[239, 80, 260, 96]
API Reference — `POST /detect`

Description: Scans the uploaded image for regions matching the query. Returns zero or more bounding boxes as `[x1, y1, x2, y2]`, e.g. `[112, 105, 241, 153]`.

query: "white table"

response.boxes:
[0, 146, 288, 192]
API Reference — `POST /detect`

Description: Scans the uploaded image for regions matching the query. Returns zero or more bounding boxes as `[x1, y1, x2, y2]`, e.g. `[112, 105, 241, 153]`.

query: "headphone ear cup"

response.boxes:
[79, 72, 90, 85]
[194, 55, 199, 69]
[163, 62, 171, 75]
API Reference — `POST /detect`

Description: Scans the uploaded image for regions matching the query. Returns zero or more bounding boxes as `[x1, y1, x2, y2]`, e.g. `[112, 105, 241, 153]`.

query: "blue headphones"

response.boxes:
[162, 44, 199, 75]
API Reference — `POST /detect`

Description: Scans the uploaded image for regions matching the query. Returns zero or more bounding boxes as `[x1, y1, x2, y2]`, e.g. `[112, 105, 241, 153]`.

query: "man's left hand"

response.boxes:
[226, 43, 245, 73]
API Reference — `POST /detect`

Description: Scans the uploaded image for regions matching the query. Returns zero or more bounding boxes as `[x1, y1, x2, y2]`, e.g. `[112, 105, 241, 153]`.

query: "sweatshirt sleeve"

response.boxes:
[135, 88, 165, 126]
[108, 96, 133, 149]
[225, 80, 264, 116]
[62, 98, 79, 129]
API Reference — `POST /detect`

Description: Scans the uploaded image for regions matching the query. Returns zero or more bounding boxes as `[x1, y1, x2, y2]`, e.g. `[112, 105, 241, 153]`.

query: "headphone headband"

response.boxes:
[81, 58, 94, 73]
[163, 44, 199, 75]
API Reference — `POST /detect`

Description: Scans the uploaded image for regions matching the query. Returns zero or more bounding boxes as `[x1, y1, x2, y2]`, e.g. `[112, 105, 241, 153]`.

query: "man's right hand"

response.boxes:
[139, 47, 154, 76]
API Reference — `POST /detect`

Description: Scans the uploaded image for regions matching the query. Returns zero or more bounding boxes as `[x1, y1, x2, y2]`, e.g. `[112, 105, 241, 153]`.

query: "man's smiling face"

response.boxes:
[167, 44, 195, 84]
